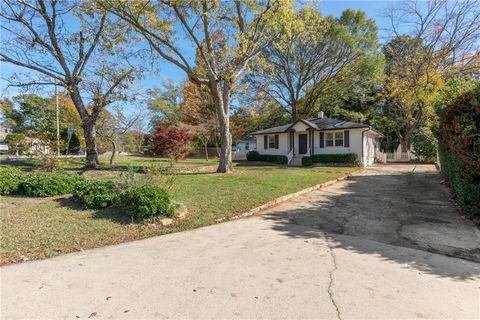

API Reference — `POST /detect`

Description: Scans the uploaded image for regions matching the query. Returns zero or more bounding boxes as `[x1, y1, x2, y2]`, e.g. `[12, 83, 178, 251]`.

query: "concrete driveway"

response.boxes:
[1, 164, 479, 319]
[264, 164, 480, 262]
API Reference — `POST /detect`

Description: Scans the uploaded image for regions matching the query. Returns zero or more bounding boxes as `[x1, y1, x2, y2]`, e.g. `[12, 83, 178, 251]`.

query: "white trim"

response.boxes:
[325, 130, 345, 148]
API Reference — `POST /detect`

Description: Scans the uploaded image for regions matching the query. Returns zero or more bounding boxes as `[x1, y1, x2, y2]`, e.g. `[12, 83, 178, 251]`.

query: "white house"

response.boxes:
[251, 112, 383, 166]
[233, 134, 257, 160]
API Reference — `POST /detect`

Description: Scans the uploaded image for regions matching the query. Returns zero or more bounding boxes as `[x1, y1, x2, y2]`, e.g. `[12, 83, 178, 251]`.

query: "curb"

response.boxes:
[216, 169, 363, 223]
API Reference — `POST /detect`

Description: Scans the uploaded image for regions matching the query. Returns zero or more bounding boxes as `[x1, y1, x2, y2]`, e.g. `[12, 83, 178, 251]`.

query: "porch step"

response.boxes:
[289, 156, 303, 167]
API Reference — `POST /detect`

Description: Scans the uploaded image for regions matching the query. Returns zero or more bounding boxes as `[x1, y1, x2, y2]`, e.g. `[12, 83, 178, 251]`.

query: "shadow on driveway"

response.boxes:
[262, 164, 480, 280]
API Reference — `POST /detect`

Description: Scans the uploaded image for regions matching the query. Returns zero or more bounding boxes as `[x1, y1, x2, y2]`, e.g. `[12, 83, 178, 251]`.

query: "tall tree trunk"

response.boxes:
[83, 121, 99, 168]
[204, 141, 209, 162]
[69, 87, 99, 168]
[217, 118, 232, 173]
[291, 102, 298, 121]
[210, 79, 232, 173]
[399, 137, 410, 153]
[110, 140, 116, 165]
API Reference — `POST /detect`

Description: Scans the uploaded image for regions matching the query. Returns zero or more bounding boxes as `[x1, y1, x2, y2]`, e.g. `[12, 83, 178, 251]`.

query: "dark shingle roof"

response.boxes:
[250, 123, 292, 135]
[238, 134, 256, 142]
[251, 117, 377, 135]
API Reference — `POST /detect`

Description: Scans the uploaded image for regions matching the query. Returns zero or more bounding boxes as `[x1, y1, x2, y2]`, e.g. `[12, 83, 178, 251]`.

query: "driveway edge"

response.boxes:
[217, 168, 364, 223]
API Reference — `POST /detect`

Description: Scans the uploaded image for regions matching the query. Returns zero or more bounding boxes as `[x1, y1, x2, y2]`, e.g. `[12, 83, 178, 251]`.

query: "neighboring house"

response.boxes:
[233, 134, 257, 160]
[251, 112, 383, 166]
[27, 138, 50, 155]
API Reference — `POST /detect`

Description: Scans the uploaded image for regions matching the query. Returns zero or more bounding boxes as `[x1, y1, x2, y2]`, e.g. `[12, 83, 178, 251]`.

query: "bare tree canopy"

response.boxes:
[96, 107, 142, 165]
[0, 0, 137, 167]
[387, 0, 480, 75]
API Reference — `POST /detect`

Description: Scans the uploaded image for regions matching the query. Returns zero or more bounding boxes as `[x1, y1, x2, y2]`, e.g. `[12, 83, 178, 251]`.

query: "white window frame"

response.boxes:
[334, 131, 344, 147]
[325, 131, 344, 148]
[268, 135, 276, 148]
[245, 143, 249, 150]
[325, 132, 334, 147]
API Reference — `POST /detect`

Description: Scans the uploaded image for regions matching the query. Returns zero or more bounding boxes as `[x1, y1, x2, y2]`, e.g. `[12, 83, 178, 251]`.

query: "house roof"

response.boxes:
[238, 134, 256, 142]
[251, 116, 382, 135]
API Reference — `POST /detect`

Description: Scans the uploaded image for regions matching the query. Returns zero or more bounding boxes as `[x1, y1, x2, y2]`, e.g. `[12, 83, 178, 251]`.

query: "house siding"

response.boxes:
[255, 133, 289, 155]
[313, 128, 364, 162]
[253, 127, 380, 166]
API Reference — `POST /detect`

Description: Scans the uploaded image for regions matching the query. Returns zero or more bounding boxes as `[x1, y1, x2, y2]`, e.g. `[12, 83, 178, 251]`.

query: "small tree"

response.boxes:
[151, 125, 192, 163]
[96, 108, 142, 165]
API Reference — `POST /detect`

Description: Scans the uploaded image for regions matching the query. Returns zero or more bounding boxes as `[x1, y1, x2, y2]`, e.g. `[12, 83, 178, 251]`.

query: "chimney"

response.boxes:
[318, 111, 324, 119]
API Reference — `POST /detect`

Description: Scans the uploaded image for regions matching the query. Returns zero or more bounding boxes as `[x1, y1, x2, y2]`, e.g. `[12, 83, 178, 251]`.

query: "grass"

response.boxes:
[0, 154, 217, 171]
[0, 163, 358, 264]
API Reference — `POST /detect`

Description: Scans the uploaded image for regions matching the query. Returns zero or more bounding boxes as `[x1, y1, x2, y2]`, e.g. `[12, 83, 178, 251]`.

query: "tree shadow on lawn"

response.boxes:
[262, 166, 480, 281]
[55, 196, 133, 225]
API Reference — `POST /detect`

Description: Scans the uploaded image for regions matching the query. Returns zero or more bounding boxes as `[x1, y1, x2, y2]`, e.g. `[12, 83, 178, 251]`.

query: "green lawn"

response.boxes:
[0, 164, 358, 264]
[0, 154, 217, 171]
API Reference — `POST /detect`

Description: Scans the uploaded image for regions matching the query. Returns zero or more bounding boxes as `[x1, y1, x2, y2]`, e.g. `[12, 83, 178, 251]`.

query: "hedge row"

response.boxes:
[246, 151, 288, 164]
[302, 153, 359, 166]
[311, 153, 358, 164]
[0, 167, 84, 197]
[437, 87, 480, 218]
[0, 167, 174, 220]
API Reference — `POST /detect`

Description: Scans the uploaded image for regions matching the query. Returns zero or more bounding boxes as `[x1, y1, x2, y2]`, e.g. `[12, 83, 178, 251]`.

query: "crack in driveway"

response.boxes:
[325, 235, 342, 320]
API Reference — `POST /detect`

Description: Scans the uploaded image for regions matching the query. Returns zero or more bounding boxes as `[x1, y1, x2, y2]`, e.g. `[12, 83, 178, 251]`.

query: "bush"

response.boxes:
[246, 151, 287, 164]
[246, 150, 261, 161]
[120, 185, 174, 220]
[302, 156, 313, 167]
[311, 153, 358, 164]
[21, 171, 84, 197]
[0, 167, 24, 195]
[437, 86, 480, 218]
[412, 128, 437, 162]
[259, 154, 288, 164]
[73, 180, 118, 209]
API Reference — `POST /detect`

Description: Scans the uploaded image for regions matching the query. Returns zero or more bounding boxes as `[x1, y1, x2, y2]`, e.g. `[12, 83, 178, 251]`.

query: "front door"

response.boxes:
[298, 134, 308, 154]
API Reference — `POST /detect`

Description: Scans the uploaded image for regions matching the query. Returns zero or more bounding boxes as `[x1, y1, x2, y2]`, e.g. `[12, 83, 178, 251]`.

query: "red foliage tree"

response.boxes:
[151, 125, 192, 161]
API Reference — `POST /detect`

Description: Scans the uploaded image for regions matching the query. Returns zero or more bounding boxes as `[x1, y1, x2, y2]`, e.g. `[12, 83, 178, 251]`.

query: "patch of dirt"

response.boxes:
[0, 202, 16, 210]
[80, 170, 122, 180]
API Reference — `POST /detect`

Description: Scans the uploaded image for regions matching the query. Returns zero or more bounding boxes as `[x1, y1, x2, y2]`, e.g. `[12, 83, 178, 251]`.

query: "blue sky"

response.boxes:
[141, 1, 395, 93]
[1, 1, 395, 102]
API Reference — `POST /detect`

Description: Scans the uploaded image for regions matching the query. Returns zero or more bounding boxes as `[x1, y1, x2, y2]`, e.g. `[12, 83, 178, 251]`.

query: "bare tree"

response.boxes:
[0, 0, 136, 167]
[103, 0, 283, 173]
[96, 108, 141, 165]
[387, 0, 480, 76]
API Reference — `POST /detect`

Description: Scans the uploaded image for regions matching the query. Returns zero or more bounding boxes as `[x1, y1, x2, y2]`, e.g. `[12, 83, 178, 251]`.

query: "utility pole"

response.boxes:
[55, 80, 60, 157]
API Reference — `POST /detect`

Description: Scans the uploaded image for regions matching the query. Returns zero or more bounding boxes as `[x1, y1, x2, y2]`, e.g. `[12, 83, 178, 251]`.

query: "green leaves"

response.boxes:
[120, 185, 174, 220]
[0, 167, 24, 195]
[73, 180, 118, 209]
[21, 171, 85, 197]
